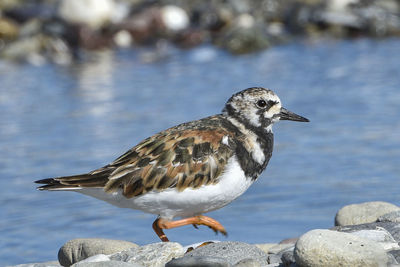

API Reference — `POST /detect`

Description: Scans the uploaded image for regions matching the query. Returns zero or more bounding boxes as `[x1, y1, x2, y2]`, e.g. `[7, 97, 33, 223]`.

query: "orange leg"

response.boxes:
[152, 215, 227, 242]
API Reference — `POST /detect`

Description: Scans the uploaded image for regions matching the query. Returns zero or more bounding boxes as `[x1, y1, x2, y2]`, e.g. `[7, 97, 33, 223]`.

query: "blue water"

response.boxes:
[1, 38, 400, 265]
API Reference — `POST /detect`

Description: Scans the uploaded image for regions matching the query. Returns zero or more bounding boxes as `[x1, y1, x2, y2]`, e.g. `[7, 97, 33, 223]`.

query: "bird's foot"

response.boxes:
[152, 215, 227, 242]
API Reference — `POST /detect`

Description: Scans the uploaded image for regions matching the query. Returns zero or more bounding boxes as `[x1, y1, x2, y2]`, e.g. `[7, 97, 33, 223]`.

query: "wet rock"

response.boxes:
[166, 256, 230, 267]
[335, 201, 400, 226]
[181, 241, 268, 266]
[109, 242, 184, 267]
[378, 210, 400, 223]
[58, 238, 138, 267]
[294, 229, 390, 267]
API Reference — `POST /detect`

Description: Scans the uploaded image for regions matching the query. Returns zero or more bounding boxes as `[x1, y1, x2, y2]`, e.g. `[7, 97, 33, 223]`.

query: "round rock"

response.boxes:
[294, 229, 390, 267]
[58, 238, 138, 266]
[335, 201, 400, 226]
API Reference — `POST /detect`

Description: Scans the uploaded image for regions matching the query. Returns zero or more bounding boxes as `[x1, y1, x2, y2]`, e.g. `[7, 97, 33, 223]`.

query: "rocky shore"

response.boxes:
[9, 201, 400, 267]
[1, 0, 400, 64]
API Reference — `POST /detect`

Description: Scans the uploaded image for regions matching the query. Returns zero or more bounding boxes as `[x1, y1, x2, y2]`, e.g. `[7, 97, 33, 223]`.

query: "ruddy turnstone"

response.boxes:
[35, 87, 309, 241]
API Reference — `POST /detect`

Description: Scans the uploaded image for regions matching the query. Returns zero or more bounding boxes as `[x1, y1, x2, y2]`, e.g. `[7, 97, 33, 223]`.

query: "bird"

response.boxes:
[35, 87, 309, 242]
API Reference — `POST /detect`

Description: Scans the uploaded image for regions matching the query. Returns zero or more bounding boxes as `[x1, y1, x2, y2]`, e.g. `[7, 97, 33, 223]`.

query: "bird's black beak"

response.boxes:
[279, 107, 309, 122]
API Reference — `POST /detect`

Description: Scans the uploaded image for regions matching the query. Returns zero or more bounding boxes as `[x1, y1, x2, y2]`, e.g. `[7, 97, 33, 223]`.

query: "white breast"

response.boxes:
[77, 156, 254, 220]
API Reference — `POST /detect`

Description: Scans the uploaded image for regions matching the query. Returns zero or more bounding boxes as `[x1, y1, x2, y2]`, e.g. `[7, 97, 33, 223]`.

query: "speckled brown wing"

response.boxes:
[103, 126, 235, 198]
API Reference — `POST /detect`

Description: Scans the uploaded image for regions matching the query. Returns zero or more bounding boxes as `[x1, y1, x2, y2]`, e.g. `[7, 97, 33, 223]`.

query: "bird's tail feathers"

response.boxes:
[35, 171, 111, 191]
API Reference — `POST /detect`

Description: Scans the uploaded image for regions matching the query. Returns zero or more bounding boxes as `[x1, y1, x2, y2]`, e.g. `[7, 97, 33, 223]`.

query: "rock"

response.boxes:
[166, 256, 230, 267]
[347, 228, 399, 250]
[333, 221, 400, 243]
[214, 14, 270, 54]
[72, 261, 142, 267]
[58, 238, 138, 266]
[0, 34, 45, 63]
[281, 250, 296, 266]
[266, 243, 295, 255]
[388, 250, 400, 264]
[109, 242, 184, 267]
[0, 17, 19, 40]
[254, 243, 277, 254]
[9, 261, 61, 267]
[160, 5, 190, 32]
[378, 210, 400, 223]
[294, 229, 390, 267]
[58, 0, 115, 29]
[234, 258, 260, 267]
[181, 241, 268, 266]
[335, 201, 400, 226]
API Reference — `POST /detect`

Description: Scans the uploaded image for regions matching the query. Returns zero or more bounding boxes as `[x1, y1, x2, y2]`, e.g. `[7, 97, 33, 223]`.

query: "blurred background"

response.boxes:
[1, 0, 400, 265]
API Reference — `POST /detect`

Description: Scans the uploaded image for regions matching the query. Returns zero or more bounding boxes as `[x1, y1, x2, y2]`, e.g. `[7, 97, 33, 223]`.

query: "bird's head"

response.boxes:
[223, 87, 309, 132]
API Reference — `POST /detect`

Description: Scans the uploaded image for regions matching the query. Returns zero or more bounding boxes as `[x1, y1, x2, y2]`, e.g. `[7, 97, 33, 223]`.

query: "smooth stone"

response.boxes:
[72, 261, 142, 267]
[267, 243, 294, 254]
[8, 261, 61, 267]
[254, 243, 277, 254]
[166, 256, 230, 267]
[378, 210, 400, 223]
[58, 238, 138, 266]
[335, 201, 400, 226]
[58, 0, 115, 29]
[234, 258, 260, 267]
[294, 229, 390, 267]
[333, 221, 400, 242]
[182, 241, 268, 266]
[110, 242, 184, 267]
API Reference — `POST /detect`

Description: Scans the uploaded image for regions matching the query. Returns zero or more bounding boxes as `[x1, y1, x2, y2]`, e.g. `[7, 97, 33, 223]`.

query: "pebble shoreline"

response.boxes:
[9, 201, 400, 267]
[1, 0, 400, 64]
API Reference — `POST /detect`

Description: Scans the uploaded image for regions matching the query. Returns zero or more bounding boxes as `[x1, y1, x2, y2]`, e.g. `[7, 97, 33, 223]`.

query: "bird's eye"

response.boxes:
[256, 99, 267, 108]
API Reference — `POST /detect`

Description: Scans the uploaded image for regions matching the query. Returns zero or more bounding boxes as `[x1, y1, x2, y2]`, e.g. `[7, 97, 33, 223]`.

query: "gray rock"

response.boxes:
[234, 258, 260, 267]
[333, 221, 400, 242]
[254, 243, 277, 254]
[335, 201, 400, 226]
[8, 261, 61, 267]
[378, 210, 400, 223]
[389, 250, 400, 264]
[267, 243, 295, 255]
[110, 242, 184, 267]
[346, 228, 399, 251]
[72, 261, 142, 267]
[182, 241, 268, 266]
[294, 229, 390, 267]
[58, 238, 138, 266]
[166, 256, 230, 267]
[281, 250, 296, 266]
[267, 254, 282, 265]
